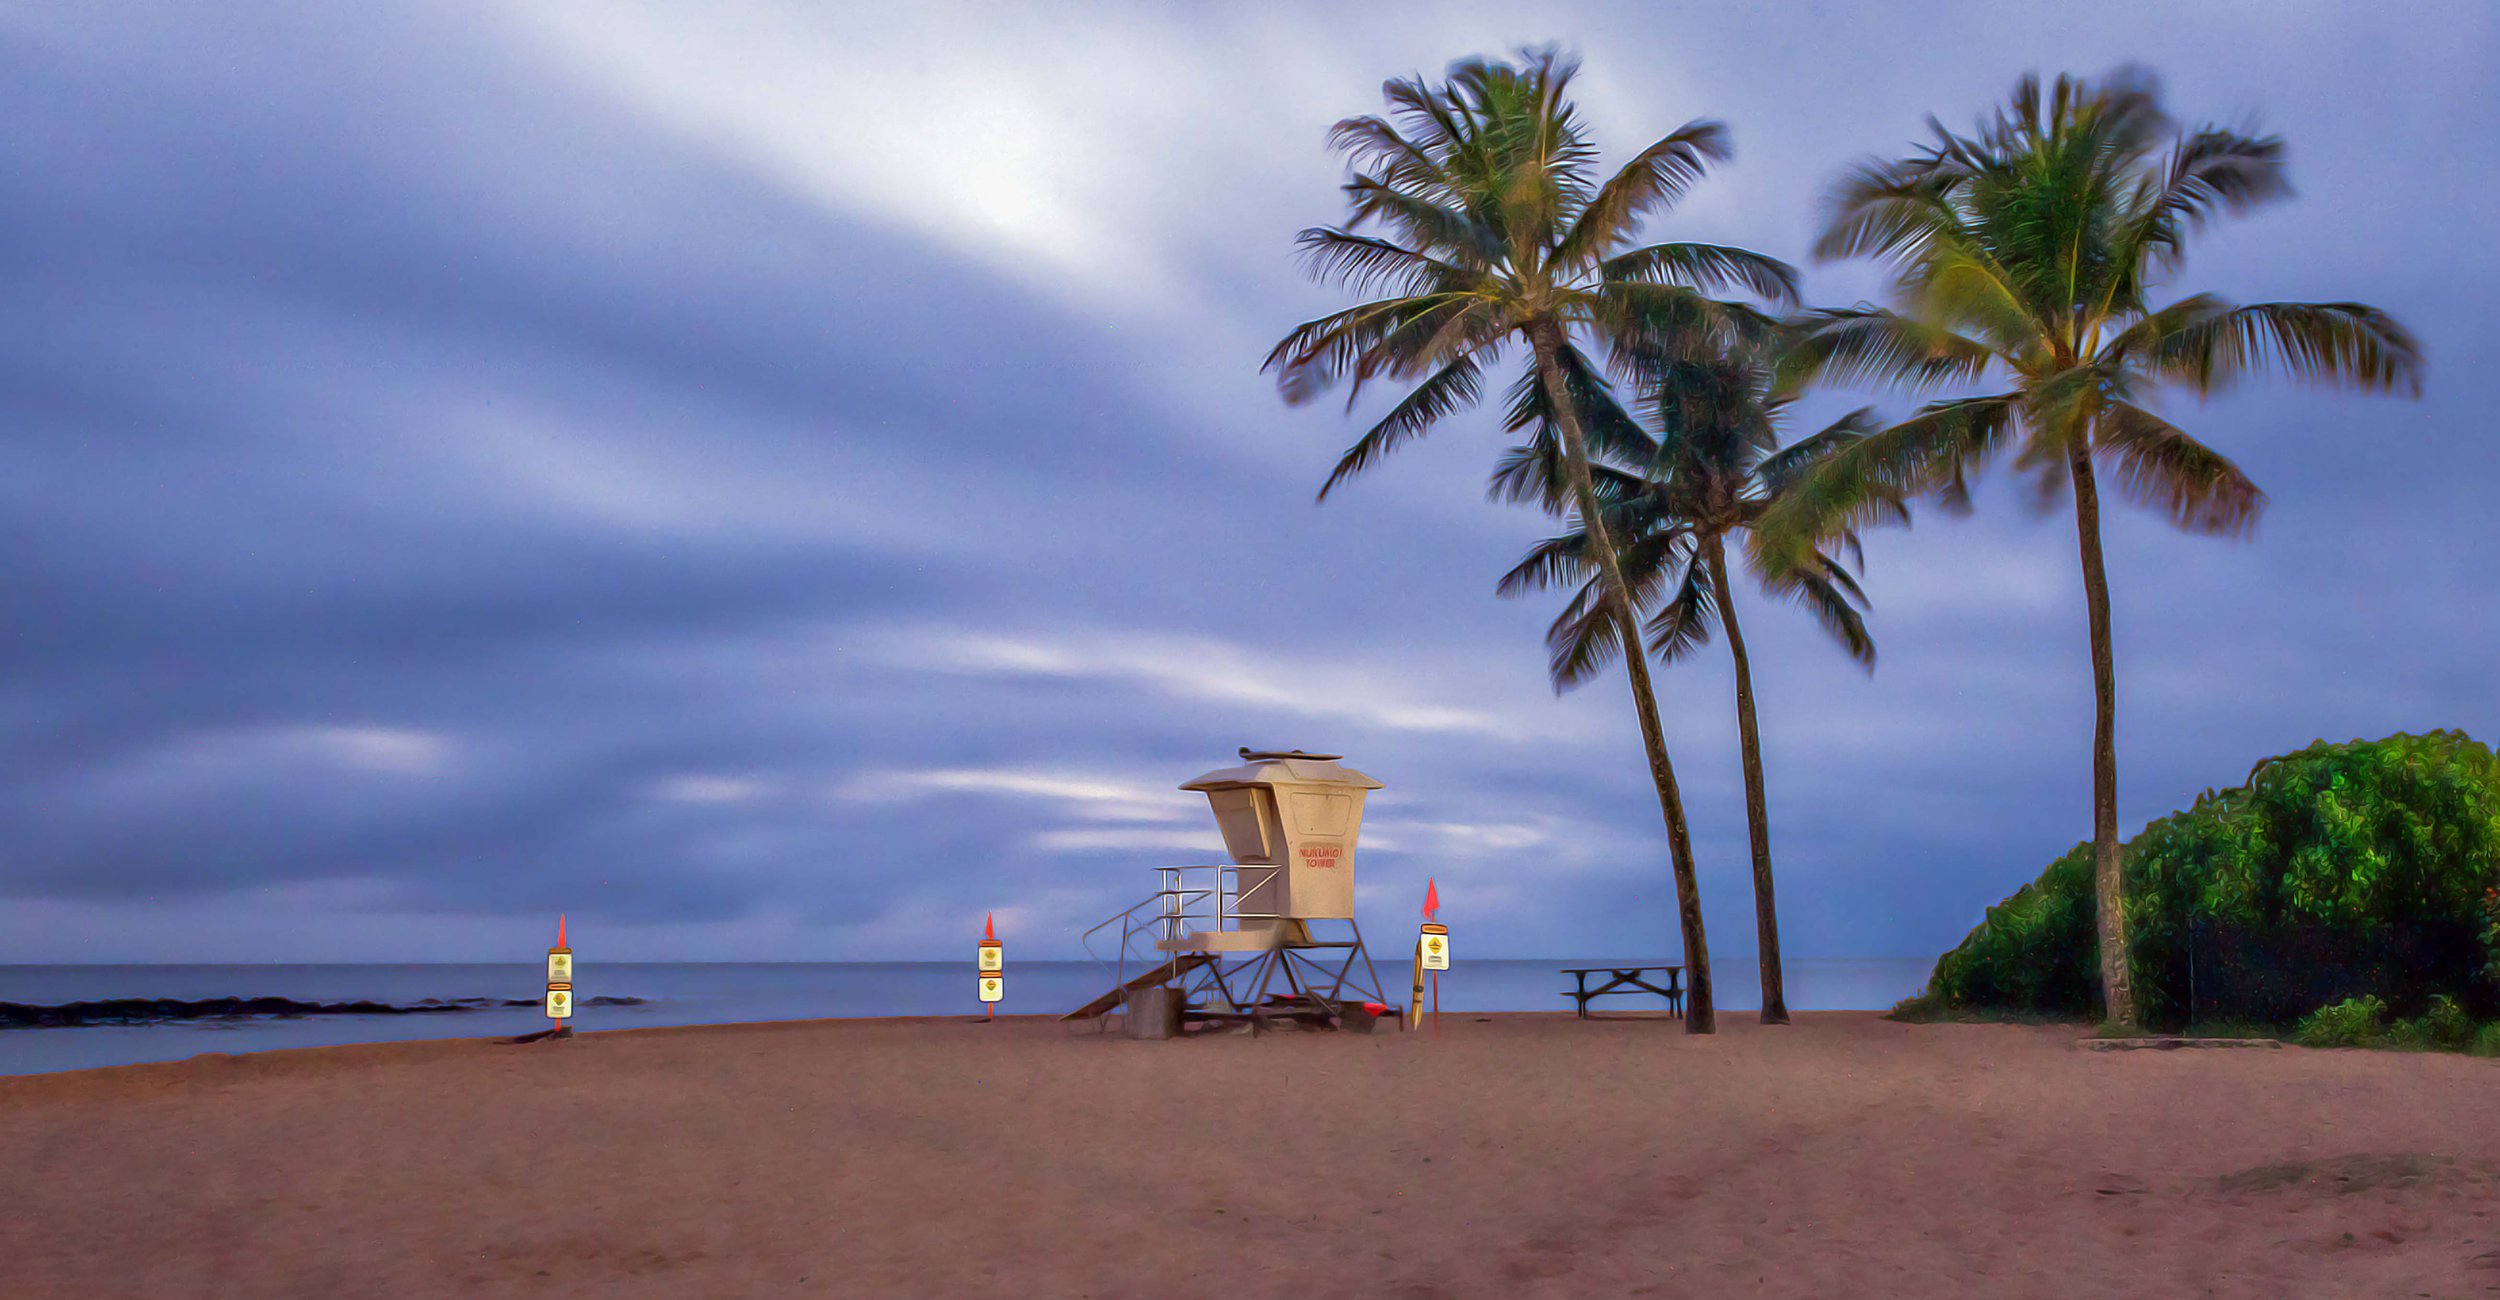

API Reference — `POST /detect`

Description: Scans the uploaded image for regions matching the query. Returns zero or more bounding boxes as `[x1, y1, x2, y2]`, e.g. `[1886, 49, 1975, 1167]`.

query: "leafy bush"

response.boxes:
[1924, 732, 2500, 1028]
[2425, 994, 2475, 1047]
[2296, 995, 2387, 1047]
[2382, 1016, 2435, 1049]
[2472, 1023, 2500, 1057]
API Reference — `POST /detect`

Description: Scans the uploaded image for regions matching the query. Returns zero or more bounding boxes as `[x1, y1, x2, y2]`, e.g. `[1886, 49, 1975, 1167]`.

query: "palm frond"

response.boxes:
[1643, 554, 1718, 663]
[1591, 284, 1777, 379]
[1752, 392, 2017, 564]
[1315, 355, 1485, 500]
[1265, 294, 1463, 405]
[1341, 177, 1504, 267]
[1293, 228, 1478, 297]
[2091, 400, 2266, 537]
[1775, 307, 1994, 396]
[2100, 292, 2231, 367]
[1324, 115, 1446, 197]
[1754, 552, 1876, 669]
[1920, 244, 2048, 356]
[1600, 242, 1799, 309]
[1542, 585, 1623, 691]
[1495, 530, 1593, 598]
[1756, 407, 1894, 505]
[1552, 120, 1730, 269]
[2150, 300, 2423, 398]
[2122, 127, 2290, 274]
[1812, 159, 1958, 265]
[1499, 340, 1655, 465]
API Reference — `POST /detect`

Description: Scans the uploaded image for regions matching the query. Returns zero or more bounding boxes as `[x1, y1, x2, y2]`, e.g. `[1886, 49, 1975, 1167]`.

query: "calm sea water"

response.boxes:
[0, 957, 1932, 1077]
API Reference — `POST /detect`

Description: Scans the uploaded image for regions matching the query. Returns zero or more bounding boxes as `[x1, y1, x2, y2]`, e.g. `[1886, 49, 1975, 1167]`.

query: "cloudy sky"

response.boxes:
[1, 2, 2491, 972]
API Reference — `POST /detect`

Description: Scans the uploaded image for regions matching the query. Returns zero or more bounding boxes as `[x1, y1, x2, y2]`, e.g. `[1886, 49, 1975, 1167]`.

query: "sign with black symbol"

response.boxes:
[978, 942, 1003, 973]
[1420, 923, 1449, 971]
[978, 974, 1004, 1004]
[546, 986, 573, 1019]
[547, 951, 573, 983]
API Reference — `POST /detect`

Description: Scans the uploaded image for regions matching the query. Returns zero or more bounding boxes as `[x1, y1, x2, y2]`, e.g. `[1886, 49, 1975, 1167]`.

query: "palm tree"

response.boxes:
[1492, 343, 1896, 1023]
[1264, 48, 1798, 1032]
[1760, 67, 2422, 1028]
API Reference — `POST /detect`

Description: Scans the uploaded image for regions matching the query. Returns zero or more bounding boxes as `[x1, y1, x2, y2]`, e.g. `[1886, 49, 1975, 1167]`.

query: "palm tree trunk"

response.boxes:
[1528, 321, 1714, 1033]
[2068, 447, 2135, 1029]
[1702, 534, 1786, 1025]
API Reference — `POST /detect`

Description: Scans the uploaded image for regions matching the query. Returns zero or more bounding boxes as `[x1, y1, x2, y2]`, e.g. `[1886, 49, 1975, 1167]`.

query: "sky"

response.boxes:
[0, 2, 2492, 969]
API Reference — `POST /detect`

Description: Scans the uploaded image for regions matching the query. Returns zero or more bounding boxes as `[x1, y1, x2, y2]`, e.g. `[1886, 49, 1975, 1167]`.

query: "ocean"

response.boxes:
[0, 957, 1933, 1077]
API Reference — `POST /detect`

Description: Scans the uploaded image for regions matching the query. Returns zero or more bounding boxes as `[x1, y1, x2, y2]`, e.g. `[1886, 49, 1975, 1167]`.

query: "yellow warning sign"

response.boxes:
[545, 986, 573, 1019]
[978, 943, 1003, 973]
[979, 974, 1004, 1003]
[547, 951, 573, 983]
[1420, 923, 1449, 971]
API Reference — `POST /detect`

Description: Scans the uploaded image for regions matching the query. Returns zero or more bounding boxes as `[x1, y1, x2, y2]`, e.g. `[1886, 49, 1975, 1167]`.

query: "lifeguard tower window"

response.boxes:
[1292, 793, 1352, 836]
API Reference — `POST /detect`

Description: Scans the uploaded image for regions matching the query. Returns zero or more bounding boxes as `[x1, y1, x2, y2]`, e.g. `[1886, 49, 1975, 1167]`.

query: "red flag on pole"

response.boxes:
[984, 912, 996, 941]
[1422, 878, 1439, 921]
[557, 914, 567, 947]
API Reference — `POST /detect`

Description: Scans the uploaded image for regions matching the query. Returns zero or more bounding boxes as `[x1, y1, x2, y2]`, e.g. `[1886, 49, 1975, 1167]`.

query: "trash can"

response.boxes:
[1180, 749, 1383, 933]
[1123, 984, 1183, 1040]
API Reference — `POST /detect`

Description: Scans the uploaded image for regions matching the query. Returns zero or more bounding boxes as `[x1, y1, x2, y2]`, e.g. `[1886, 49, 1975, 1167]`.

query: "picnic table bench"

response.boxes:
[1560, 966, 1684, 1019]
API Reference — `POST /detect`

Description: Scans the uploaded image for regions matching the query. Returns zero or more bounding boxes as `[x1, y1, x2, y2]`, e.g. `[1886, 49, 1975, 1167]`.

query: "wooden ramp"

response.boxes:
[1060, 953, 1219, 1022]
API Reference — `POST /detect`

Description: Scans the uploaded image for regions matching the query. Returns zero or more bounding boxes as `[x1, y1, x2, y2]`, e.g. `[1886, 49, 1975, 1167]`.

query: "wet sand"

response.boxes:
[5, 1011, 2499, 1297]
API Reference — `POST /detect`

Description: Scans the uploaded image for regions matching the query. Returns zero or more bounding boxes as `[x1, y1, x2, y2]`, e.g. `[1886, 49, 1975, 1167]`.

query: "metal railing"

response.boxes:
[1079, 864, 1284, 1009]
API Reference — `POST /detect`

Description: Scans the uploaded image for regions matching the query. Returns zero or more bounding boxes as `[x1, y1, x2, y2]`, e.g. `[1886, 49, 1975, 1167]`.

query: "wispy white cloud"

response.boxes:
[1363, 818, 1549, 855]
[259, 725, 454, 777]
[282, 725, 455, 775]
[864, 626, 1539, 740]
[1027, 827, 1227, 855]
[840, 767, 1198, 824]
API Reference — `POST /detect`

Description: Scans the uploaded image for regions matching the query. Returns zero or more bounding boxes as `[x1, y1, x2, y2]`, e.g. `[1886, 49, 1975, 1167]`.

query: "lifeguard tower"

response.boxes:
[1067, 749, 1396, 1034]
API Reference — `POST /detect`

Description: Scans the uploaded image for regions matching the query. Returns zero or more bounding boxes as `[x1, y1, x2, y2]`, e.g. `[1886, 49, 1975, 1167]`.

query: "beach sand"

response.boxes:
[5, 1011, 2499, 1298]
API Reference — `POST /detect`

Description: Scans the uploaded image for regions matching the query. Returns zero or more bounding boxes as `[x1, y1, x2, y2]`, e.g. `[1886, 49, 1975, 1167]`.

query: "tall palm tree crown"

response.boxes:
[1768, 66, 2419, 539]
[1264, 47, 1801, 1032]
[1762, 66, 2423, 1026]
[1493, 350, 1885, 687]
[1267, 49, 1794, 496]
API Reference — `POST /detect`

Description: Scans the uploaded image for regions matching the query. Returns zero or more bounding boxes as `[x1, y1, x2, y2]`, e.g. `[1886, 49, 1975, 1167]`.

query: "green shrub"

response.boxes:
[2426, 994, 2475, 1047]
[2383, 1017, 2436, 1049]
[2296, 996, 2387, 1048]
[2471, 1023, 2500, 1057]
[1922, 732, 2500, 1029]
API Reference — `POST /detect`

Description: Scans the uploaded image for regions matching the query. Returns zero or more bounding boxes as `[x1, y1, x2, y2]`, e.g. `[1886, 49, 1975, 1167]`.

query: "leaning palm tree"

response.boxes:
[1493, 344, 1896, 1023]
[1264, 48, 1798, 1032]
[1761, 67, 2422, 1028]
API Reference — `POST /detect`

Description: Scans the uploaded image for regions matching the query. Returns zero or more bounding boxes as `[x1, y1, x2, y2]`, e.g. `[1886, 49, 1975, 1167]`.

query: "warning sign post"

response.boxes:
[979, 913, 1003, 1019]
[505, 915, 577, 1046]
[1419, 880, 1445, 1038]
[546, 915, 574, 1025]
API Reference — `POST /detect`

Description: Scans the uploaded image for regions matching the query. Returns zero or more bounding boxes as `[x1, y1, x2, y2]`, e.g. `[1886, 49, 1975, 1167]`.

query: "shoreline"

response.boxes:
[0, 1008, 1645, 1092]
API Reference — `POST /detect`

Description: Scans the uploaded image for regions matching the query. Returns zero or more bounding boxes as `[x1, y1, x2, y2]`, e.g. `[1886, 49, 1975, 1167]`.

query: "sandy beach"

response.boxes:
[6, 1012, 2499, 1298]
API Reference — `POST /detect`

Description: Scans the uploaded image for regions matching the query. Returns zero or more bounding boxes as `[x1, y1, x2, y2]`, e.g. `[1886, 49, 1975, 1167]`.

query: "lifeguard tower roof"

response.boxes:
[1179, 748, 1383, 793]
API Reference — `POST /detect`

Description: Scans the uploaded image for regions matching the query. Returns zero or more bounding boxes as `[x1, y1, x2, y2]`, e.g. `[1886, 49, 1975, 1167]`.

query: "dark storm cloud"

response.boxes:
[0, 1, 2491, 967]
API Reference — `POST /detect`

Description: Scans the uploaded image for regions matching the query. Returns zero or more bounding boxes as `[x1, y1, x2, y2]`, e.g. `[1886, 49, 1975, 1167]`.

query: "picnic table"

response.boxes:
[1560, 966, 1684, 1019]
